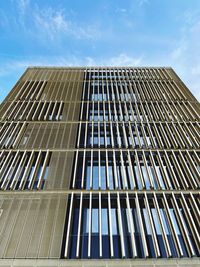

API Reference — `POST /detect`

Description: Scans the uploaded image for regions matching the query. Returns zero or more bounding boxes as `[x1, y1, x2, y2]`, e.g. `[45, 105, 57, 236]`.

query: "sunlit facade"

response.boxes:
[0, 66, 200, 266]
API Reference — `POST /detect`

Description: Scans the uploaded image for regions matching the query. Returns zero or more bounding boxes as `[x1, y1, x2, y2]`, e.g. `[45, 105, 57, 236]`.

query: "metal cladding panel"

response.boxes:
[62, 102, 82, 121]
[18, 123, 79, 149]
[0, 101, 82, 122]
[2, 68, 84, 102]
[0, 67, 84, 259]
[44, 151, 74, 189]
[0, 102, 10, 119]
[0, 194, 68, 259]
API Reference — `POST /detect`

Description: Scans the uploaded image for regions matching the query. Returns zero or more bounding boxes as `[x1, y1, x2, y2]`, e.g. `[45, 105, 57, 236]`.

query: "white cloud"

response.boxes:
[85, 57, 96, 66]
[18, 0, 30, 13]
[171, 41, 187, 60]
[191, 65, 200, 75]
[167, 11, 200, 101]
[0, 9, 9, 28]
[184, 10, 200, 25]
[84, 54, 142, 67]
[138, 0, 149, 6]
[33, 7, 100, 40]
[17, 0, 30, 26]
[0, 53, 142, 74]
[101, 54, 142, 66]
[116, 8, 127, 13]
[5, 2, 101, 41]
[34, 8, 69, 40]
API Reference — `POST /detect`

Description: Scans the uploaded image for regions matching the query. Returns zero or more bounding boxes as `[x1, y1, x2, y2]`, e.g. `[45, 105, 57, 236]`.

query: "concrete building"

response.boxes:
[0, 66, 200, 267]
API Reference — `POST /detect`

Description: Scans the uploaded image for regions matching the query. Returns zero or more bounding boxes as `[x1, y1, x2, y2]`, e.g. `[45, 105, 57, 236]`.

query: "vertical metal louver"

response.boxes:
[62, 67, 200, 260]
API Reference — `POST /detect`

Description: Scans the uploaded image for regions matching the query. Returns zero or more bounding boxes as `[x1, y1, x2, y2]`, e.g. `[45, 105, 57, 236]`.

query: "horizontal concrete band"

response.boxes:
[0, 258, 199, 267]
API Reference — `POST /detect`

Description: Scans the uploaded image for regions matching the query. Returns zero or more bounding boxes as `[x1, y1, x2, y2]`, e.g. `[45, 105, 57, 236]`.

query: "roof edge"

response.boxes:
[27, 66, 173, 69]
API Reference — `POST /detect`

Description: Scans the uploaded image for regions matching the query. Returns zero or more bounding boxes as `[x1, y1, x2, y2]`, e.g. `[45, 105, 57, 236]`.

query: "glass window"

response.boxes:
[92, 208, 98, 233]
[93, 165, 99, 190]
[101, 208, 108, 234]
[101, 165, 106, 190]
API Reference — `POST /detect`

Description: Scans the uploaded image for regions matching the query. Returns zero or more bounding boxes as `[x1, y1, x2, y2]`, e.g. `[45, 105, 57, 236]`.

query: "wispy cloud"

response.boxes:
[33, 7, 100, 40]
[138, 0, 149, 6]
[171, 41, 187, 60]
[100, 54, 142, 66]
[168, 11, 200, 101]
[116, 8, 127, 13]
[2, 1, 101, 41]
[0, 9, 9, 29]
[18, 0, 30, 14]
[34, 8, 71, 40]
[17, 0, 30, 27]
[1, 0, 200, 103]
[0, 53, 143, 75]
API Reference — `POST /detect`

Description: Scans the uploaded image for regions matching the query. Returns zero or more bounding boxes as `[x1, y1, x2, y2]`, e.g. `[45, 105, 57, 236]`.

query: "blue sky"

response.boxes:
[0, 0, 200, 102]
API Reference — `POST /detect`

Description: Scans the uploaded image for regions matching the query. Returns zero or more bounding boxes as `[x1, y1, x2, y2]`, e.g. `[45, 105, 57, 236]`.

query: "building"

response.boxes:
[0, 66, 200, 267]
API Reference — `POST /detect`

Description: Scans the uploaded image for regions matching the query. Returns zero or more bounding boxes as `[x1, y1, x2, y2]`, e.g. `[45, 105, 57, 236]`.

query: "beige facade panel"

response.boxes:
[1, 69, 84, 103]
[44, 151, 74, 190]
[18, 123, 79, 149]
[0, 150, 74, 190]
[0, 194, 68, 259]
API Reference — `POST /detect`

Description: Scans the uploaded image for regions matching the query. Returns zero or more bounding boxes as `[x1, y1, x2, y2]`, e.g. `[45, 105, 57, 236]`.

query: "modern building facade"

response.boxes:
[0, 66, 200, 267]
